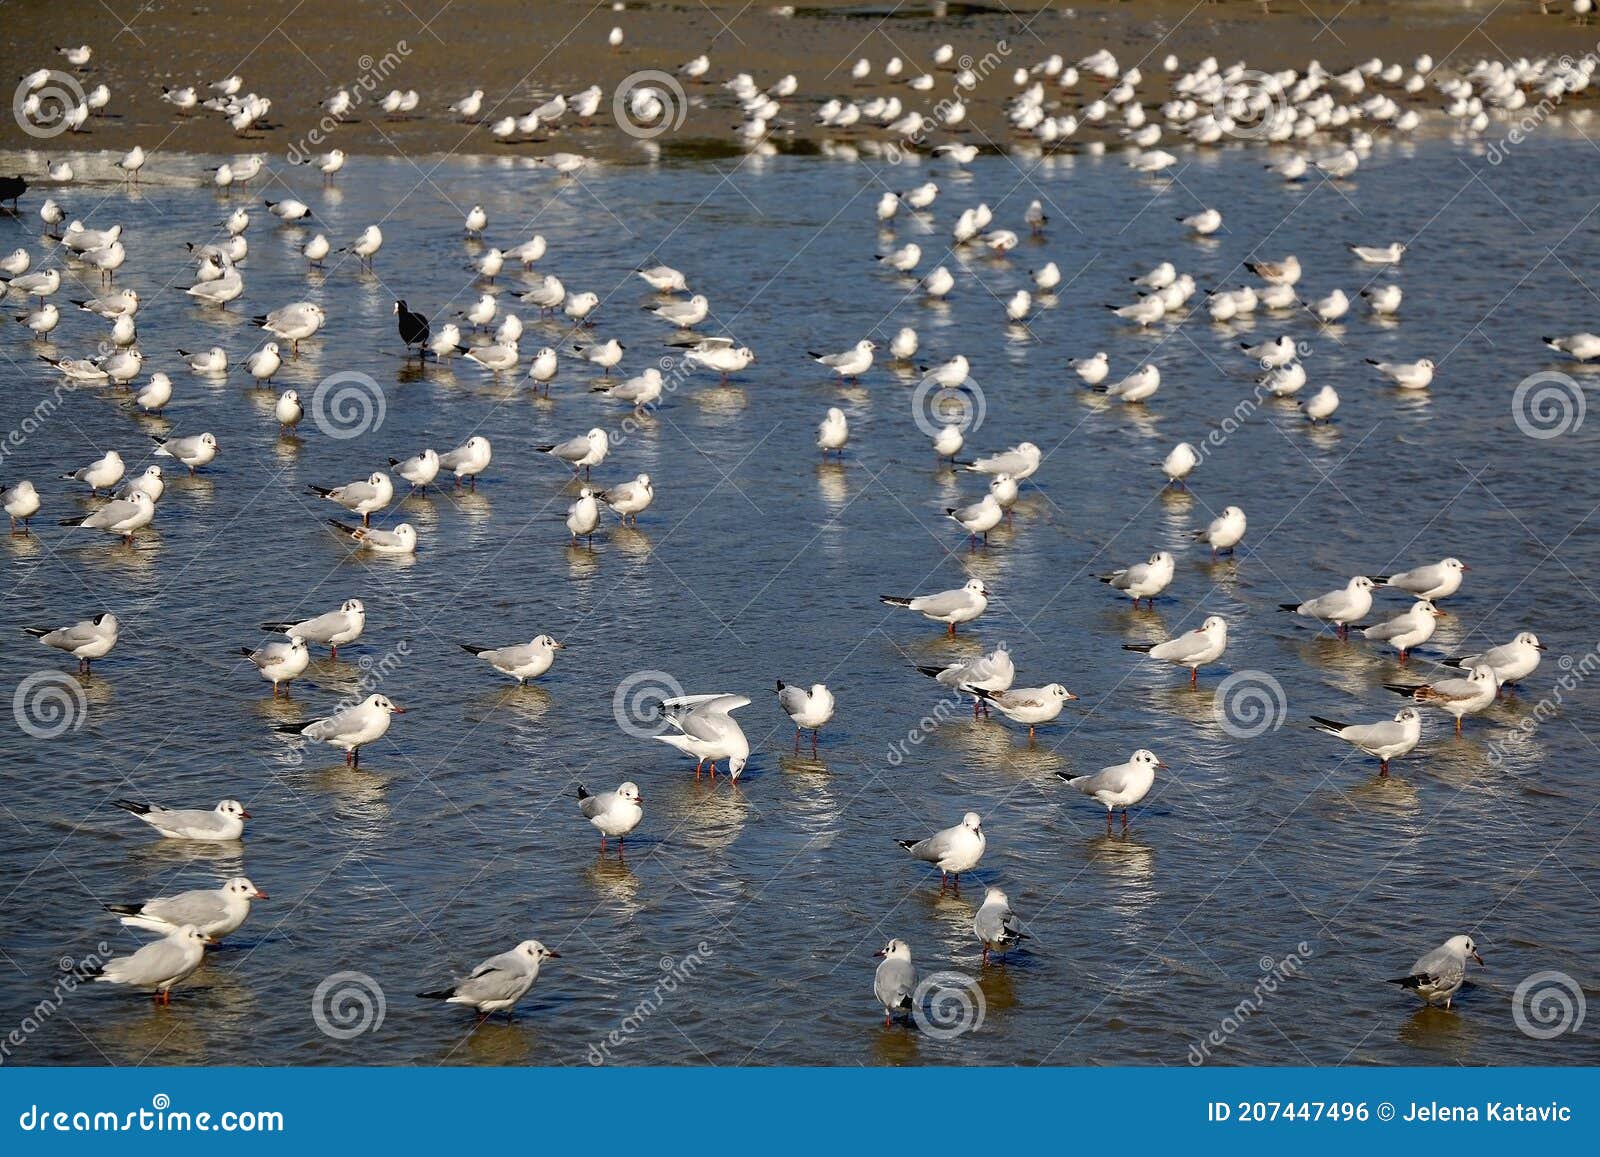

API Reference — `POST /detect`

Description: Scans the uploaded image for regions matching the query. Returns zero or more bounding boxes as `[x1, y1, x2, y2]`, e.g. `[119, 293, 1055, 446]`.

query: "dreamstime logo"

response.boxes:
[613, 71, 687, 139]
[1214, 70, 1290, 141]
[1512, 970, 1586, 1040]
[13, 70, 85, 139]
[612, 669, 685, 738]
[311, 371, 386, 440]
[312, 970, 386, 1040]
[1212, 670, 1288, 738]
[1512, 371, 1585, 440]
[912, 970, 985, 1039]
[12, 671, 88, 739]
[910, 376, 986, 439]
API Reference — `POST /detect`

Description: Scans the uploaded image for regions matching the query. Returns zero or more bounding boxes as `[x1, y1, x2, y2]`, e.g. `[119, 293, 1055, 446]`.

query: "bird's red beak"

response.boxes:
[254, 890, 269, 900]
[239, 810, 252, 819]
[545, 950, 562, 959]
[391, 706, 407, 714]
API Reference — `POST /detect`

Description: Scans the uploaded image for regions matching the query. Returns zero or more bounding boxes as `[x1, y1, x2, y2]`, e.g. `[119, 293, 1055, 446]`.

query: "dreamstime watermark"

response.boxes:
[282, 639, 411, 766]
[912, 970, 985, 1039]
[1211, 70, 1291, 142]
[613, 70, 688, 139]
[885, 648, 1011, 765]
[0, 380, 82, 469]
[585, 942, 713, 1064]
[1512, 370, 1584, 440]
[311, 970, 386, 1040]
[1484, 48, 1599, 164]
[886, 41, 1013, 164]
[0, 944, 112, 1064]
[606, 355, 696, 450]
[13, 70, 85, 138]
[285, 42, 412, 163]
[12, 671, 89, 739]
[910, 375, 986, 439]
[1486, 644, 1596, 765]
[1512, 970, 1586, 1040]
[1194, 342, 1316, 464]
[1188, 942, 1313, 1065]
[612, 669, 686, 738]
[1212, 670, 1288, 738]
[311, 370, 386, 439]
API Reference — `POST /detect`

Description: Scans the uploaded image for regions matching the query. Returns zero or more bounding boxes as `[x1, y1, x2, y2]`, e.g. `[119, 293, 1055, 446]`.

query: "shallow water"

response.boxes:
[1, 136, 1598, 1067]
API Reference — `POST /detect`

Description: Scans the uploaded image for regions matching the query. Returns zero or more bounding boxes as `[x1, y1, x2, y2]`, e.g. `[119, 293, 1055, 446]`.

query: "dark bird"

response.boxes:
[395, 300, 429, 356]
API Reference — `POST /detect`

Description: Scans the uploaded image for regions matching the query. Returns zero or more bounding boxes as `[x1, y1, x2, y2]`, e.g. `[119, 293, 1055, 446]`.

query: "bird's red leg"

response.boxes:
[1379, 760, 1389, 777]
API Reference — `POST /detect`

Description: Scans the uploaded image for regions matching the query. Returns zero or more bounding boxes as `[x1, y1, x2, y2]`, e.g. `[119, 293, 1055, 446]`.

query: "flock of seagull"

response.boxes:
[2, 21, 1591, 1031]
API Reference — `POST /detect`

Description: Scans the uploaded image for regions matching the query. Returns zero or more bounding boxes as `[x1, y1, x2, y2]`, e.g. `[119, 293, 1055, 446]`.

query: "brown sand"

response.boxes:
[3, 1, 1594, 163]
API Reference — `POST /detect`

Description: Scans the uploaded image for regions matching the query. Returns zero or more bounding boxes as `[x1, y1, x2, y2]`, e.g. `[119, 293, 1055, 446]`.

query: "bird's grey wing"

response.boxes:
[579, 793, 610, 819]
[876, 958, 916, 1007]
[144, 891, 228, 927]
[909, 589, 964, 616]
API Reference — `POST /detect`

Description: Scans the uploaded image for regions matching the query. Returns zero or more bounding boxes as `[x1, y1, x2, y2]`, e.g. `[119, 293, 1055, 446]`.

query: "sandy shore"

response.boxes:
[3, 0, 1594, 164]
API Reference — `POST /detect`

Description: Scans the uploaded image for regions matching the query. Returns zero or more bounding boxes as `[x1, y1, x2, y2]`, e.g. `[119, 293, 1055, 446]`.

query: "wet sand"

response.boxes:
[3, 1, 1594, 164]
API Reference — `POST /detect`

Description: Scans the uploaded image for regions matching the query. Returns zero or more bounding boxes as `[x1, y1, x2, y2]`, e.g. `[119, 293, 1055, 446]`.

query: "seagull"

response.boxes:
[1059, 749, 1165, 831]
[308, 471, 393, 526]
[1123, 616, 1228, 687]
[236, 626, 311, 694]
[1447, 632, 1544, 689]
[567, 489, 600, 544]
[648, 294, 710, 329]
[274, 389, 303, 435]
[946, 493, 1003, 544]
[461, 635, 564, 684]
[1190, 505, 1246, 554]
[653, 693, 751, 779]
[1543, 332, 1600, 362]
[1310, 706, 1422, 776]
[1363, 284, 1403, 316]
[897, 811, 984, 890]
[932, 424, 963, 459]
[1098, 551, 1176, 608]
[1070, 351, 1109, 385]
[265, 198, 312, 223]
[1302, 384, 1340, 422]
[535, 428, 608, 476]
[1308, 288, 1350, 323]
[775, 681, 835, 752]
[574, 338, 623, 375]
[260, 599, 365, 659]
[679, 337, 756, 380]
[961, 441, 1041, 480]
[872, 939, 917, 1026]
[439, 436, 493, 487]
[389, 448, 441, 492]
[23, 612, 119, 673]
[592, 368, 661, 408]
[106, 877, 266, 939]
[1367, 357, 1434, 389]
[973, 887, 1028, 964]
[880, 578, 989, 635]
[1280, 575, 1377, 639]
[180, 346, 228, 374]
[1161, 442, 1199, 485]
[328, 520, 418, 556]
[637, 262, 688, 292]
[1387, 935, 1483, 1008]
[1385, 663, 1499, 734]
[1362, 599, 1442, 661]
[83, 925, 211, 1005]
[418, 941, 560, 1020]
[1348, 242, 1406, 264]
[1098, 363, 1160, 403]
[152, 432, 218, 474]
[1181, 208, 1223, 235]
[59, 492, 154, 544]
[463, 339, 519, 375]
[60, 450, 125, 495]
[576, 782, 642, 852]
[345, 224, 383, 268]
[878, 243, 921, 273]
[593, 474, 653, 527]
[973, 684, 1077, 739]
[2, 480, 41, 532]
[818, 407, 849, 456]
[1246, 255, 1302, 285]
[1375, 558, 1467, 600]
[275, 693, 406, 766]
[528, 347, 560, 391]
[916, 646, 1013, 717]
[116, 465, 165, 503]
[114, 798, 249, 841]
[811, 339, 875, 380]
